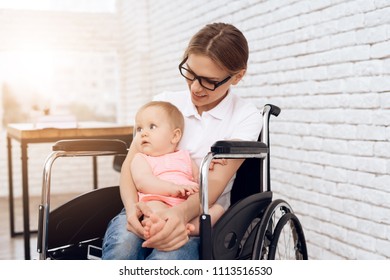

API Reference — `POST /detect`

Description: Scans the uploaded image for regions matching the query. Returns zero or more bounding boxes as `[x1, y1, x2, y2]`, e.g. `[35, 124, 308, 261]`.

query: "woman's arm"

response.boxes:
[206, 158, 244, 206]
[119, 142, 145, 237]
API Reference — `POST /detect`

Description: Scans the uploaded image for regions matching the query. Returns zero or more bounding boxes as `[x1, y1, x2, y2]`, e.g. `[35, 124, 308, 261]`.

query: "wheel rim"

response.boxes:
[252, 199, 293, 260]
[268, 212, 308, 260]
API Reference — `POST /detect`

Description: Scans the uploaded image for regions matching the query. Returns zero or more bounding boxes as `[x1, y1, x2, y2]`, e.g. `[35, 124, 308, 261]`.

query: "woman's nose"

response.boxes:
[191, 78, 204, 92]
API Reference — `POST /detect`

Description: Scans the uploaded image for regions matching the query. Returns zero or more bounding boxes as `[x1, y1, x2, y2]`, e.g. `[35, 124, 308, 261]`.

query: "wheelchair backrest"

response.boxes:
[230, 151, 261, 205]
[230, 104, 280, 205]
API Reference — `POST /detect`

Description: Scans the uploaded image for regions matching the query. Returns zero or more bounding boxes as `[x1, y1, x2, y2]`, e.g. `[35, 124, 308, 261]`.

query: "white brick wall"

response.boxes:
[117, 0, 390, 259]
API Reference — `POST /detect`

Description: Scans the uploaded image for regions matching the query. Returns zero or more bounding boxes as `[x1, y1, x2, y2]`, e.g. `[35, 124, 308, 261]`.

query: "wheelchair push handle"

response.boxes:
[265, 104, 281, 117]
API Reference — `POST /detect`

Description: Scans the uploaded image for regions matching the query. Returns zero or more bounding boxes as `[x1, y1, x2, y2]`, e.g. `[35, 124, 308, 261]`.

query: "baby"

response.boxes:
[131, 101, 225, 238]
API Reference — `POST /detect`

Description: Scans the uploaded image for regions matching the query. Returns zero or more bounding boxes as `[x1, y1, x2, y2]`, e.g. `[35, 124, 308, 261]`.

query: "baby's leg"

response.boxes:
[188, 204, 225, 236]
[142, 201, 169, 239]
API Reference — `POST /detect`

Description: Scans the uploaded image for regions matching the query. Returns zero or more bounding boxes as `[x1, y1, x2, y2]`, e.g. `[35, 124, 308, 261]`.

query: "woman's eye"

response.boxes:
[208, 79, 219, 85]
[203, 78, 218, 87]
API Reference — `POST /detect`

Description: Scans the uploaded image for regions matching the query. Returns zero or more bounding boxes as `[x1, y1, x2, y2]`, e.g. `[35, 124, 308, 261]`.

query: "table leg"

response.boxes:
[93, 156, 98, 189]
[7, 136, 16, 237]
[21, 141, 31, 260]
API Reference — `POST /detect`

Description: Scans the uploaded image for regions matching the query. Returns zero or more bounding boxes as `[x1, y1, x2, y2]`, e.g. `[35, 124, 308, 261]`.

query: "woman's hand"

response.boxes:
[209, 158, 227, 170]
[139, 203, 191, 251]
[169, 183, 199, 197]
[125, 203, 146, 238]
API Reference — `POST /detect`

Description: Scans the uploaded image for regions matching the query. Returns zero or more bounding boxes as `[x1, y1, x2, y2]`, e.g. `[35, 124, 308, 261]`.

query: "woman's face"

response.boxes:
[184, 54, 244, 115]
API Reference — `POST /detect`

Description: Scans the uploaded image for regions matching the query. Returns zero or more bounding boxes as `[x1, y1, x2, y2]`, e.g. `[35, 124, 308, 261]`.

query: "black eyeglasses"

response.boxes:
[179, 57, 231, 91]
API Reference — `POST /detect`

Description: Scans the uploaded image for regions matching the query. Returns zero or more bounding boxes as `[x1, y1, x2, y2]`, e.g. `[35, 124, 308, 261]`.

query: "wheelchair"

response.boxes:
[37, 104, 308, 260]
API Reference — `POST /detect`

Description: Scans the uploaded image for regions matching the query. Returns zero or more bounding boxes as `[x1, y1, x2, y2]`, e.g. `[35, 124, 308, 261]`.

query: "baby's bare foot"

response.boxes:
[142, 214, 167, 238]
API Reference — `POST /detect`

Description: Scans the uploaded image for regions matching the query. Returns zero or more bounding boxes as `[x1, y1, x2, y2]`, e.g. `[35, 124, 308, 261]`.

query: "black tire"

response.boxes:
[252, 199, 305, 259]
[268, 212, 308, 260]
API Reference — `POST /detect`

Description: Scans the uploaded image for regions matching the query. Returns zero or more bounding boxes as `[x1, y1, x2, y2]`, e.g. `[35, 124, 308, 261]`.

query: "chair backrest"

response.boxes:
[113, 155, 126, 172]
[112, 135, 133, 172]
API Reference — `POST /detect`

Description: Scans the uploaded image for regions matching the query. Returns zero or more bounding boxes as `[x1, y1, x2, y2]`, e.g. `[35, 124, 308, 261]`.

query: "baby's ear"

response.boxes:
[171, 128, 182, 144]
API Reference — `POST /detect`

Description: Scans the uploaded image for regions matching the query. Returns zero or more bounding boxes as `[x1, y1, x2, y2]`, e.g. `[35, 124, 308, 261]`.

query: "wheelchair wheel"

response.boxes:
[268, 212, 308, 260]
[252, 199, 308, 260]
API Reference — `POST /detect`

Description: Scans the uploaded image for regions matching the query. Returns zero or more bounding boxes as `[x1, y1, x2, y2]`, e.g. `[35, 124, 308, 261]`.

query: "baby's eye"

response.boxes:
[150, 124, 157, 130]
[136, 127, 142, 133]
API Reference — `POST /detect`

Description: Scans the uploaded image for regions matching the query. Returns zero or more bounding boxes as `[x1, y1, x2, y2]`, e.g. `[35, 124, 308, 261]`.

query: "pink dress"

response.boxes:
[137, 150, 197, 207]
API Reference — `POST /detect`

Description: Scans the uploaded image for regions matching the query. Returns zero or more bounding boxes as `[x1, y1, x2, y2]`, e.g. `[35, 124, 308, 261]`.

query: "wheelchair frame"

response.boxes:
[37, 104, 308, 260]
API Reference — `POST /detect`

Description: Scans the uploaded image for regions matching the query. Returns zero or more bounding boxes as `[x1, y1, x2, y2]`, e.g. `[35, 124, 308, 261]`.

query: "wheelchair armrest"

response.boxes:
[52, 139, 128, 153]
[211, 140, 268, 155]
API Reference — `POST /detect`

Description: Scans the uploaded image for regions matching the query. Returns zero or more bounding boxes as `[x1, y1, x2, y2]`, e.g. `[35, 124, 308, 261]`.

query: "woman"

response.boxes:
[102, 22, 262, 260]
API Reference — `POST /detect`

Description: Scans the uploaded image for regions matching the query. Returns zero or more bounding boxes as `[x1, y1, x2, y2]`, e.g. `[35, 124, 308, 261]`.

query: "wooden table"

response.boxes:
[7, 122, 132, 259]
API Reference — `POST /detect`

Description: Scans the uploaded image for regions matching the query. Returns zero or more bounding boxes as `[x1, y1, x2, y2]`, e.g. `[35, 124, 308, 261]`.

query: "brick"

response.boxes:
[346, 93, 380, 109]
[356, 249, 387, 260]
[343, 200, 373, 221]
[339, 45, 371, 62]
[364, 6, 390, 27]
[337, 183, 363, 201]
[346, 230, 377, 252]
[356, 156, 388, 173]
[348, 140, 374, 156]
[356, 124, 387, 141]
[370, 76, 390, 92]
[374, 0, 390, 9]
[371, 205, 390, 224]
[374, 141, 390, 157]
[337, 13, 365, 32]
[381, 58, 390, 74]
[361, 187, 390, 208]
[371, 41, 390, 58]
[330, 238, 357, 259]
[370, 175, 390, 192]
[356, 25, 389, 45]
[327, 63, 354, 79]
[354, 60, 384, 76]
[358, 219, 387, 239]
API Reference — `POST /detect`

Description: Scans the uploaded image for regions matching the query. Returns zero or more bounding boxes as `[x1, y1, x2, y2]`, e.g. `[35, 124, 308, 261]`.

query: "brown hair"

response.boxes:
[183, 23, 249, 75]
[137, 101, 184, 132]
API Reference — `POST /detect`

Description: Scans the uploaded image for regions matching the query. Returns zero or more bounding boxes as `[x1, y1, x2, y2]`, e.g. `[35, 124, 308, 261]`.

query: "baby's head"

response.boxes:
[134, 101, 184, 156]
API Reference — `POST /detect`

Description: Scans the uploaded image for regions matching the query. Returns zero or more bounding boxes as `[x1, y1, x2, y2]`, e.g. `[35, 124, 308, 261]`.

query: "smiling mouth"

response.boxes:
[193, 92, 207, 97]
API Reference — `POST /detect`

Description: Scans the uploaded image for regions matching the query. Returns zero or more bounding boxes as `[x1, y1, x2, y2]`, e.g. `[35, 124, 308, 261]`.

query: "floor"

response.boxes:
[0, 193, 79, 260]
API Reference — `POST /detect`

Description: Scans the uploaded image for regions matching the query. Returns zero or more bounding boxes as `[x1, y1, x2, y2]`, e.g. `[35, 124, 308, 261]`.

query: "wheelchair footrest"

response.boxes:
[47, 238, 102, 260]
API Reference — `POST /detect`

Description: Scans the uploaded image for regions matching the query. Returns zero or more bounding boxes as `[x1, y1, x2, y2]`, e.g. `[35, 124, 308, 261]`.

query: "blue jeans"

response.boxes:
[102, 208, 200, 260]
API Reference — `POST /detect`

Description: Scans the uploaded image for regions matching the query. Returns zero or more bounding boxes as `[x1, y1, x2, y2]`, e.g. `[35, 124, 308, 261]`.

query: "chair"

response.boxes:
[37, 104, 308, 260]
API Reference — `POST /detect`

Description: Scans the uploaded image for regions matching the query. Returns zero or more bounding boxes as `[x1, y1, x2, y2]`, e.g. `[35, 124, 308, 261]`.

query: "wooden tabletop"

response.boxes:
[7, 122, 133, 141]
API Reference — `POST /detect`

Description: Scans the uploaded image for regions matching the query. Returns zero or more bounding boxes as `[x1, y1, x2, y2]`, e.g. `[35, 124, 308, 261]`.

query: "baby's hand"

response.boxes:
[209, 158, 228, 170]
[170, 183, 199, 197]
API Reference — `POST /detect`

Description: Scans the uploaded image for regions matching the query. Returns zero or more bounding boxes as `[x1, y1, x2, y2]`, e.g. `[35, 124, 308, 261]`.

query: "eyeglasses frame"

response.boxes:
[178, 57, 231, 91]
